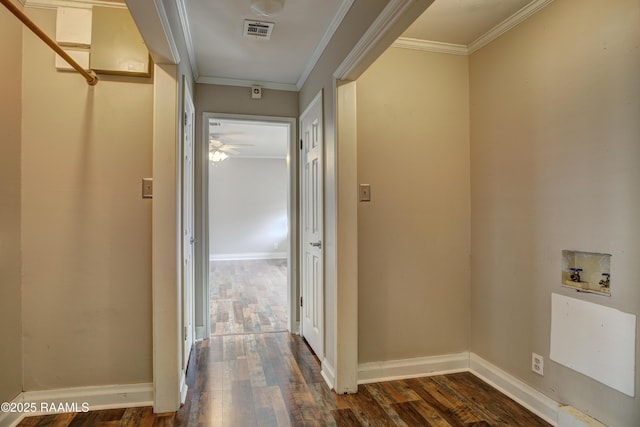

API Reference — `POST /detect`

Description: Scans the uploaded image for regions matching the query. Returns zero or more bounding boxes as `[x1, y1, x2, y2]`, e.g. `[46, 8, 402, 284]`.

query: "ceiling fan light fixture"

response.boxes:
[209, 151, 228, 163]
[250, 0, 285, 17]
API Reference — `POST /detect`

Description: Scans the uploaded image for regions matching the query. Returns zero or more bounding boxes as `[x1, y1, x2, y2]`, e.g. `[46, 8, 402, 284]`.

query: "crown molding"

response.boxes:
[126, 0, 179, 65]
[175, 0, 198, 80]
[151, 0, 180, 64]
[392, 0, 554, 56]
[468, 0, 554, 53]
[296, 0, 355, 90]
[23, 0, 126, 9]
[335, 0, 416, 81]
[392, 37, 468, 55]
[196, 76, 298, 92]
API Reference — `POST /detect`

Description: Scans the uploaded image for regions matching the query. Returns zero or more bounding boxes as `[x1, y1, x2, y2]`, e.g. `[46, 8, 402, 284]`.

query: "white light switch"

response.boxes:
[359, 184, 371, 202]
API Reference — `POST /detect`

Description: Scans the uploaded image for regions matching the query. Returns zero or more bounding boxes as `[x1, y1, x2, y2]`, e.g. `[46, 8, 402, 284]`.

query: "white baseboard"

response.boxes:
[558, 406, 606, 427]
[1, 393, 24, 427]
[289, 321, 300, 335]
[210, 252, 287, 261]
[195, 326, 206, 341]
[358, 352, 469, 384]
[356, 351, 560, 426]
[470, 353, 559, 426]
[321, 358, 336, 390]
[4, 383, 153, 427]
[179, 375, 188, 405]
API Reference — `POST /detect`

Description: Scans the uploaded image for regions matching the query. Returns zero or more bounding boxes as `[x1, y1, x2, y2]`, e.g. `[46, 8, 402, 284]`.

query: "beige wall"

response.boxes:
[357, 48, 470, 362]
[0, 3, 24, 404]
[21, 8, 154, 390]
[196, 84, 298, 118]
[469, 0, 640, 425]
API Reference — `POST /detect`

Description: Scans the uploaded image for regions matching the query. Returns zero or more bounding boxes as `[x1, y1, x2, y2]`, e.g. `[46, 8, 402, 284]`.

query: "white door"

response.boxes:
[182, 82, 195, 369]
[300, 91, 324, 359]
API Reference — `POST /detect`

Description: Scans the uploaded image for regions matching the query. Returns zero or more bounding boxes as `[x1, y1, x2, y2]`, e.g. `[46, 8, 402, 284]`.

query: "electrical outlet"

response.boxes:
[532, 353, 544, 376]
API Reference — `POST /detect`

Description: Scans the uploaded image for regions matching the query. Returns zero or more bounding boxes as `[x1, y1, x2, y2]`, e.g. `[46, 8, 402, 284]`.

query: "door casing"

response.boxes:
[200, 113, 299, 337]
[180, 78, 196, 403]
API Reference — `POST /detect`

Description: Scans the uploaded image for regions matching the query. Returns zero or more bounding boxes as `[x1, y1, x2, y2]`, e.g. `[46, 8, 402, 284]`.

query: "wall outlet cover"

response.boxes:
[532, 352, 544, 376]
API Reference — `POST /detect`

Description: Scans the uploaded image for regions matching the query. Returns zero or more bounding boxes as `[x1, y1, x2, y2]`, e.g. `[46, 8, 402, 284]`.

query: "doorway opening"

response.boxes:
[203, 114, 298, 337]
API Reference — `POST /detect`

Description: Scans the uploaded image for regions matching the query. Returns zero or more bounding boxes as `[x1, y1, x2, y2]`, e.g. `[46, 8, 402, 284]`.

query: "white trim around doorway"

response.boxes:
[201, 113, 299, 337]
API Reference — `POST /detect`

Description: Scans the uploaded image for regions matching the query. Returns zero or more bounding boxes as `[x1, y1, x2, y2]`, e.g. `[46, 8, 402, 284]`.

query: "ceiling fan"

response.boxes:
[208, 139, 253, 163]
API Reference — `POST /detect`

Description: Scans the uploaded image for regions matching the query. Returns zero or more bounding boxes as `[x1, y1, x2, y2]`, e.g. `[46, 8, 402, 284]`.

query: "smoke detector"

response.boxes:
[250, 0, 285, 17]
[243, 19, 274, 40]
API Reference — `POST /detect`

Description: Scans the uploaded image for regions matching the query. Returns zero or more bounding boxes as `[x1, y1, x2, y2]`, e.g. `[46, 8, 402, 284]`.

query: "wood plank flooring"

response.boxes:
[210, 259, 288, 335]
[18, 332, 552, 426]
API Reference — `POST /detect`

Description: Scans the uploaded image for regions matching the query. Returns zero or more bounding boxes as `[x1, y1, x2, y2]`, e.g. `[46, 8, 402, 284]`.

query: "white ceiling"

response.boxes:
[185, 0, 348, 90]
[180, 0, 543, 91]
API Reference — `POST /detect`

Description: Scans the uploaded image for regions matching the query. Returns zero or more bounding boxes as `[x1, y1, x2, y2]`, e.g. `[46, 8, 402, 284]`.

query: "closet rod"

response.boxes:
[1, 0, 98, 85]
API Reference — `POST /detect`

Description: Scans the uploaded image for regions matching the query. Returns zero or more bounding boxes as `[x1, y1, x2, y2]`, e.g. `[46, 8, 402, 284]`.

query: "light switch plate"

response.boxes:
[142, 178, 153, 198]
[359, 184, 371, 202]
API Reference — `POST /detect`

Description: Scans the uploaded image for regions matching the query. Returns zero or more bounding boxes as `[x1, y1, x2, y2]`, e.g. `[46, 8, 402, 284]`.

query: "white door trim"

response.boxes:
[181, 77, 195, 398]
[201, 112, 298, 336]
[152, 64, 181, 413]
[331, 80, 359, 394]
[327, 0, 424, 394]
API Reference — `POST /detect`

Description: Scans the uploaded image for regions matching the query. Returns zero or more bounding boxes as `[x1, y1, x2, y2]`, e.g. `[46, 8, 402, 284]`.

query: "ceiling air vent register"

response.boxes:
[243, 19, 274, 40]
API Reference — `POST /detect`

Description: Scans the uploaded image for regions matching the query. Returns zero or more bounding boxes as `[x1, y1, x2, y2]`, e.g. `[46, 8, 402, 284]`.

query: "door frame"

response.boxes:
[200, 112, 299, 336]
[181, 77, 195, 389]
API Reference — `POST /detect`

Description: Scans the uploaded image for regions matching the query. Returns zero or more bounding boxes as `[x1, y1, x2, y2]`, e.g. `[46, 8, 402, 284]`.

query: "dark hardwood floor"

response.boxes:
[210, 259, 289, 335]
[18, 332, 551, 426]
